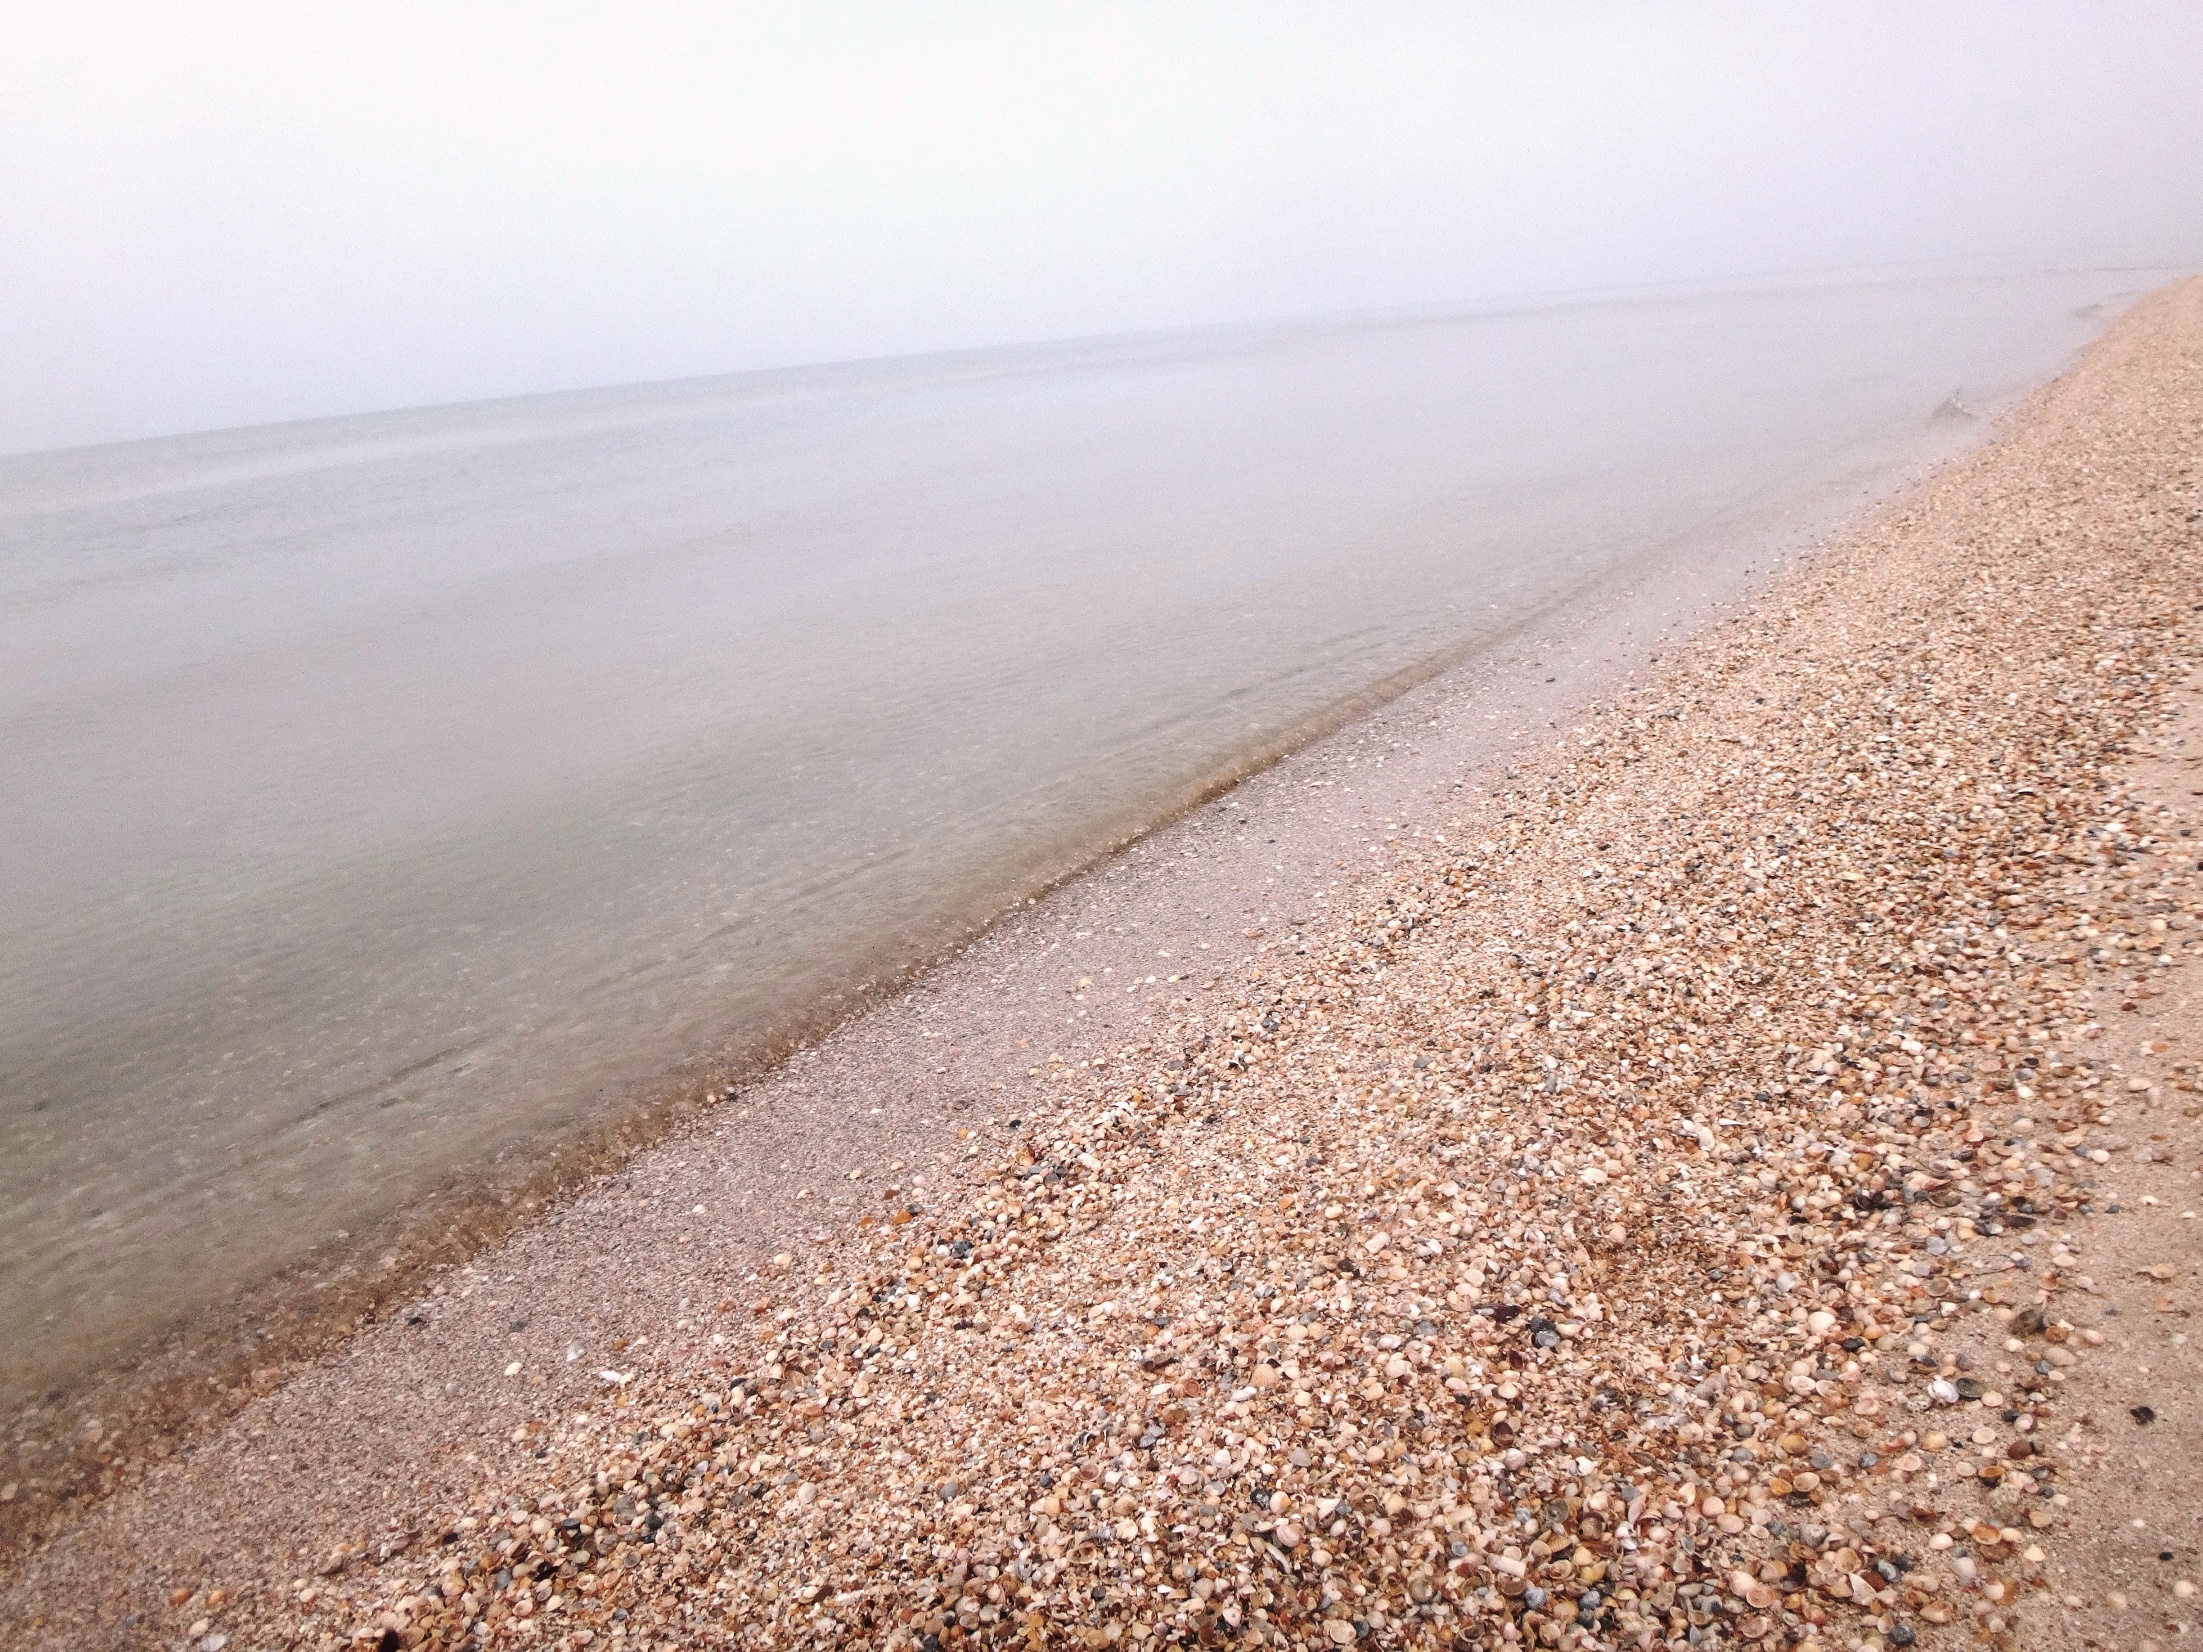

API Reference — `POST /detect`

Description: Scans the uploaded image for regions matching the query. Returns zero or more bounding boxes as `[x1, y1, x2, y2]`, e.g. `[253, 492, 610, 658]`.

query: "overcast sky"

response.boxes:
[4, 1, 2200, 454]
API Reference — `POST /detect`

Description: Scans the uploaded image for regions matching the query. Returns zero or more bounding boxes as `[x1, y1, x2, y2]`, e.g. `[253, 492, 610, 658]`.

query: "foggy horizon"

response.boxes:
[6, 1, 2203, 455]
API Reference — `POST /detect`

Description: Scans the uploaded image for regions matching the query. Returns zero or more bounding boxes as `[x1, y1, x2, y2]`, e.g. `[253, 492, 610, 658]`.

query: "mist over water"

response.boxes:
[0, 269, 2162, 1397]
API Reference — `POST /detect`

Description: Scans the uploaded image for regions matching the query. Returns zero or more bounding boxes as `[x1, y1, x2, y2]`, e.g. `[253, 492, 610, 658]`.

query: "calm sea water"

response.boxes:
[0, 270, 2159, 1397]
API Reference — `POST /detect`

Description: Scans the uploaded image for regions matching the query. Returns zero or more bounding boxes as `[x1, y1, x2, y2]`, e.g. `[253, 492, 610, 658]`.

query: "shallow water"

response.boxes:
[0, 269, 2160, 1397]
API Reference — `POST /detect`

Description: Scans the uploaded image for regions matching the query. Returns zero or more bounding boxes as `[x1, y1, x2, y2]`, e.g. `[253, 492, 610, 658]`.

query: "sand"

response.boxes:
[4, 276, 2201, 1650]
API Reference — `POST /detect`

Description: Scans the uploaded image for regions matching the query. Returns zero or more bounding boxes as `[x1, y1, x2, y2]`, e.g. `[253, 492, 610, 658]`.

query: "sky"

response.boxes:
[3, 1, 2201, 454]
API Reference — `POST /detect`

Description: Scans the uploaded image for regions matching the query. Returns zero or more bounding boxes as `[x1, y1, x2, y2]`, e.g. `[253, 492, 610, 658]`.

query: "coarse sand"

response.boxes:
[5, 275, 2201, 1650]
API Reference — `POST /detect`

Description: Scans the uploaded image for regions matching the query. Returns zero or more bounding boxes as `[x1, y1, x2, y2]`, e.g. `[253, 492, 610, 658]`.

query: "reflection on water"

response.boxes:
[0, 269, 2154, 1398]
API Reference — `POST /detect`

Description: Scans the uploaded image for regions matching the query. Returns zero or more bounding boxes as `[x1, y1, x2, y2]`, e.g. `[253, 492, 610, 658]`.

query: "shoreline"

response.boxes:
[6, 269, 2159, 1444]
[0, 329, 2039, 1572]
[7, 280, 2199, 1647]
[408, 273, 2198, 1652]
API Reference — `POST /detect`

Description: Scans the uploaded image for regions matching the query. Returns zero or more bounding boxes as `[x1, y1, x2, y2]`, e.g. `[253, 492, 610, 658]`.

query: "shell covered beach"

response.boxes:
[14, 277, 2203, 1649]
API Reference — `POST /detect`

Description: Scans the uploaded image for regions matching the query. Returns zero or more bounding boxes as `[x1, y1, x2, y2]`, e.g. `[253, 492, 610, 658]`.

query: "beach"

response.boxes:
[7, 275, 2203, 1649]
[0, 271, 2149, 1436]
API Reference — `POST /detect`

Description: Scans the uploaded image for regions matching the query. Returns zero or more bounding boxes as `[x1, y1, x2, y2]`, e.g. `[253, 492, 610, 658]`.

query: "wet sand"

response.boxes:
[6, 276, 2203, 1648]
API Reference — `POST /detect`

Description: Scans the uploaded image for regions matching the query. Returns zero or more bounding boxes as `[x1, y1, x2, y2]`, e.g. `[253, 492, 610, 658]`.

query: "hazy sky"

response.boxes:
[4, 1, 2200, 454]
